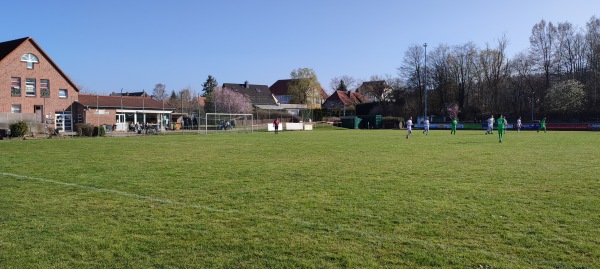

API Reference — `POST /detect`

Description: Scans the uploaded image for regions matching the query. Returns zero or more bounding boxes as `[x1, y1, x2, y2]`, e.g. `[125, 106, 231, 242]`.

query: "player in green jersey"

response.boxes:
[497, 114, 507, 142]
[450, 117, 458, 135]
[537, 117, 547, 133]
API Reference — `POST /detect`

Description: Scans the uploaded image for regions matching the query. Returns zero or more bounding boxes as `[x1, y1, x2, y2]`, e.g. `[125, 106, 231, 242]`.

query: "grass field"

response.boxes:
[1, 128, 599, 268]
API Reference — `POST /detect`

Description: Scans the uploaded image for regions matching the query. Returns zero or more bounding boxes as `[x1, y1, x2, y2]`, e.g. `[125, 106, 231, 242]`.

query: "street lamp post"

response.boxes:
[423, 43, 428, 121]
[531, 91, 534, 122]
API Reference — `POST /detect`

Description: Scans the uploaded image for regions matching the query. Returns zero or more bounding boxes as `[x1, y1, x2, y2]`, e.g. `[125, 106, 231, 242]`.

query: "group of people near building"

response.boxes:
[404, 115, 547, 142]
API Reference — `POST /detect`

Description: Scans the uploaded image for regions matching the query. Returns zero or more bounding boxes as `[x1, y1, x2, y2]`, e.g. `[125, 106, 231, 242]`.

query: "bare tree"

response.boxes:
[329, 75, 357, 92]
[479, 36, 510, 112]
[398, 44, 425, 112]
[449, 42, 479, 110]
[429, 44, 453, 115]
[153, 83, 167, 100]
[530, 19, 557, 88]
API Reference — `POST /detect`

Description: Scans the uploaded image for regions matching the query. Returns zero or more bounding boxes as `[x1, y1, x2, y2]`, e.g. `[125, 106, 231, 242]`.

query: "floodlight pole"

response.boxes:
[531, 91, 535, 122]
[424, 43, 428, 120]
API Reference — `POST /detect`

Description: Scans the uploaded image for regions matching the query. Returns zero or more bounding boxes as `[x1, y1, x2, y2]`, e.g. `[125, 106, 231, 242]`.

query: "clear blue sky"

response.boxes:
[2, 0, 597, 95]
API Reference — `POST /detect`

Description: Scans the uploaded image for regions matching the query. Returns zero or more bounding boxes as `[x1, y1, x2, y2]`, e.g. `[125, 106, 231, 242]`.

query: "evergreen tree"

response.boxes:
[336, 79, 348, 91]
[202, 75, 218, 97]
[170, 90, 177, 100]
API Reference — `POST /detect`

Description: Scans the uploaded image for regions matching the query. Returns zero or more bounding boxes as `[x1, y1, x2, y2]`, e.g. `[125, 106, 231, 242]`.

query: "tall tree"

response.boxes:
[585, 16, 600, 110]
[152, 83, 167, 100]
[479, 36, 510, 112]
[530, 19, 557, 88]
[289, 68, 321, 108]
[429, 44, 454, 115]
[398, 44, 426, 113]
[449, 42, 479, 110]
[201, 75, 218, 97]
[170, 90, 177, 100]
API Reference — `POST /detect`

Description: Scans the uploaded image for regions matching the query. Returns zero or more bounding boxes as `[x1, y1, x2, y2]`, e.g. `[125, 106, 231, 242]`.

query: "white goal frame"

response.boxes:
[204, 113, 254, 134]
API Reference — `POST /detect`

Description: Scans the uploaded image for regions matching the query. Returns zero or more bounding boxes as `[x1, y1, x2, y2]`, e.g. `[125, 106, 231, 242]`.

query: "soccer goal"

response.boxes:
[204, 113, 254, 134]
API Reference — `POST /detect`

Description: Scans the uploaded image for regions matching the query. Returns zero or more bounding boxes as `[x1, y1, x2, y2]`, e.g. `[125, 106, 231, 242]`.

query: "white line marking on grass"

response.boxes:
[0, 172, 552, 265]
[0, 172, 240, 214]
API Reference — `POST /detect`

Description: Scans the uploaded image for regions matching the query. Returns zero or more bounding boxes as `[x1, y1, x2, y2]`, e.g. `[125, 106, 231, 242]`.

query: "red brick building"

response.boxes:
[0, 37, 79, 132]
[74, 94, 174, 131]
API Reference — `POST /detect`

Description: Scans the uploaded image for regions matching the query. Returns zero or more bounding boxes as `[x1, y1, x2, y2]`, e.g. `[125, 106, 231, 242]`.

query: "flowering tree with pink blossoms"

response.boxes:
[209, 86, 252, 114]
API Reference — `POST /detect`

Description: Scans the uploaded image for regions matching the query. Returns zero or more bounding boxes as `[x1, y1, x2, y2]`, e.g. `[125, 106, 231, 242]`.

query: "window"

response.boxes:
[255, 88, 262, 93]
[11, 77, 21, 96]
[11, 104, 21, 113]
[21, 53, 39, 69]
[25, 78, 36, 96]
[40, 79, 50, 98]
[59, 89, 68, 98]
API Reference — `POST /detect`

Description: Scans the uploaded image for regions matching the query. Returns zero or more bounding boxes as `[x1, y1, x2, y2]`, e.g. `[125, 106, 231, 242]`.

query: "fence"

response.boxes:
[0, 113, 45, 134]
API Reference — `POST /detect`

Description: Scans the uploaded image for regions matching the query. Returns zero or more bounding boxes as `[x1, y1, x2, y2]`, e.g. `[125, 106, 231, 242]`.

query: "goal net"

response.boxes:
[203, 113, 254, 134]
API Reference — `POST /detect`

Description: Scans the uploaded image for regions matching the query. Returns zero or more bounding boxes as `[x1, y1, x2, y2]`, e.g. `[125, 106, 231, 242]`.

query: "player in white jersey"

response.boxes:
[423, 118, 430, 135]
[405, 117, 413, 139]
[486, 115, 494, 135]
[516, 117, 522, 132]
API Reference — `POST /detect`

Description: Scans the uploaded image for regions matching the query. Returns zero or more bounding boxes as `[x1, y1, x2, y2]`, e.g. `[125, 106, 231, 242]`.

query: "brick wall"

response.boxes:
[0, 39, 78, 122]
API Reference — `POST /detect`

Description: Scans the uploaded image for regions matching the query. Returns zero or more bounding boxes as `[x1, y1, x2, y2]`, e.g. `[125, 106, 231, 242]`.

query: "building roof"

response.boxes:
[0, 37, 28, 61]
[323, 90, 369, 109]
[269, 79, 328, 99]
[356, 80, 391, 100]
[76, 94, 175, 110]
[193, 96, 206, 107]
[0, 37, 80, 92]
[223, 82, 277, 106]
[110, 91, 150, 97]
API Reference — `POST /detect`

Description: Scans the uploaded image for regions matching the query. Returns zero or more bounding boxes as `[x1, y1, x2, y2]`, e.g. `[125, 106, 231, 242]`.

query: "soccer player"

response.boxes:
[273, 118, 280, 134]
[497, 114, 507, 142]
[450, 117, 458, 135]
[537, 117, 547, 133]
[486, 115, 494, 135]
[405, 116, 413, 139]
[516, 117, 522, 133]
[423, 117, 430, 135]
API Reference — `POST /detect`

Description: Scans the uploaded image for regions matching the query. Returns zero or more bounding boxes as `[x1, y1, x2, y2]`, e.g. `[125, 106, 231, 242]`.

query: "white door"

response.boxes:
[115, 114, 127, 131]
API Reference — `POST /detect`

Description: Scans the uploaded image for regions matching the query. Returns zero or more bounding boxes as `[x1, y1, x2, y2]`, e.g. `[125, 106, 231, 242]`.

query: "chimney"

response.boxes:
[244, 80, 249, 88]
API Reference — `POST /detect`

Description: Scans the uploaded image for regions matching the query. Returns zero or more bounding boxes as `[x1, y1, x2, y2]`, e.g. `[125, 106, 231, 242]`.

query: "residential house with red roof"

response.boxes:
[0, 37, 79, 132]
[322, 90, 369, 116]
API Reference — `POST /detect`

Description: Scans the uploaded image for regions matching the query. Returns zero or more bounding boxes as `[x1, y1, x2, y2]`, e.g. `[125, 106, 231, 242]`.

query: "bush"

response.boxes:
[75, 123, 94, 137]
[9, 121, 29, 137]
[93, 126, 106, 137]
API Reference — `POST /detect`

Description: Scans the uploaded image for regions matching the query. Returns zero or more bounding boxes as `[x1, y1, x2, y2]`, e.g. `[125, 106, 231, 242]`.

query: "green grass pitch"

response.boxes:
[1, 128, 599, 268]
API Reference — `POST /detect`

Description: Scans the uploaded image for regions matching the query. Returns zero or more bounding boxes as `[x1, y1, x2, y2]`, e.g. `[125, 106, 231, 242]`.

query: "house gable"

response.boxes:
[0, 37, 80, 120]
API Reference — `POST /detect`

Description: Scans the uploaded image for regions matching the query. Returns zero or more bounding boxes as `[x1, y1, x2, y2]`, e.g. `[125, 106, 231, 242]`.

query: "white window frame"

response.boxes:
[25, 78, 36, 96]
[21, 53, 39, 69]
[59, 89, 68, 98]
[11, 104, 21, 113]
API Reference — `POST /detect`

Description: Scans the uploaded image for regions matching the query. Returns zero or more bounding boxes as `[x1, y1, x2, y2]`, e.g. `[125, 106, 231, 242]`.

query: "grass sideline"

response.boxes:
[1, 129, 599, 268]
